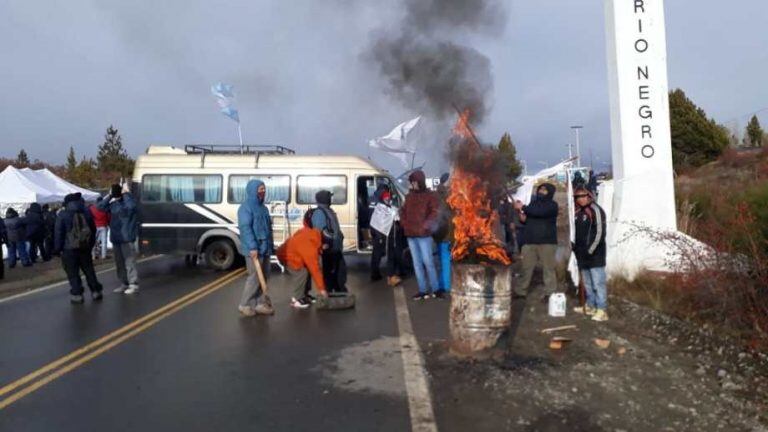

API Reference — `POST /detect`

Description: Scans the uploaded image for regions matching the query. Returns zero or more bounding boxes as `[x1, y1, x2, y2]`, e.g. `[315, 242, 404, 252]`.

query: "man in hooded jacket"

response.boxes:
[4, 208, 31, 268]
[513, 183, 559, 302]
[311, 190, 347, 293]
[98, 183, 139, 294]
[26, 202, 48, 263]
[55, 193, 103, 303]
[237, 179, 275, 316]
[400, 170, 442, 300]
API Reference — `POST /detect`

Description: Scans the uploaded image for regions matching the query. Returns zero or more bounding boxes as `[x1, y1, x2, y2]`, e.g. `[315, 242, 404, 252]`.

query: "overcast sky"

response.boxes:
[1, 0, 766, 176]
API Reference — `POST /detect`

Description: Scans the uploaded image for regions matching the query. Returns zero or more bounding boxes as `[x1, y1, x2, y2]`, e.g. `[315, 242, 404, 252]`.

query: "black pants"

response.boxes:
[0, 244, 4, 280]
[29, 237, 49, 262]
[322, 251, 347, 293]
[386, 230, 405, 277]
[61, 249, 103, 296]
[370, 230, 387, 278]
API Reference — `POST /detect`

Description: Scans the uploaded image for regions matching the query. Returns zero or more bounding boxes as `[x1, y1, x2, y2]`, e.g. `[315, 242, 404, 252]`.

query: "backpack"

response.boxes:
[66, 213, 92, 250]
[306, 207, 342, 246]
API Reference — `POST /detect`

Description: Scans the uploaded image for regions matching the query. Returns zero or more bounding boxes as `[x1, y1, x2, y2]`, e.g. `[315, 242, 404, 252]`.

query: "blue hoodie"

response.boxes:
[237, 179, 273, 256]
[97, 192, 138, 244]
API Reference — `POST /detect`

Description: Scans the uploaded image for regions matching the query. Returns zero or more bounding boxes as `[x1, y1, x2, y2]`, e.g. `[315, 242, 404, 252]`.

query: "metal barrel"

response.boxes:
[449, 263, 512, 356]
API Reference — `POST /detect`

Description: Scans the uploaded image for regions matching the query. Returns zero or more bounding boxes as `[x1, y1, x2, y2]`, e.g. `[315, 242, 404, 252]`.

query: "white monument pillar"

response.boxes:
[603, 0, 679, 278]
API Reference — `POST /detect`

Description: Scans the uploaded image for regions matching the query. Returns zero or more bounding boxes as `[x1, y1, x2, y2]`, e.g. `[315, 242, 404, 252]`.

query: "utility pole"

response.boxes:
[570, 125, 583, 167]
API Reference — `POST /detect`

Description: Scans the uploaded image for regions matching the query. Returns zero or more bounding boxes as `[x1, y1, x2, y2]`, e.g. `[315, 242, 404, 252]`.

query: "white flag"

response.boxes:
[368, 116, 421, 167]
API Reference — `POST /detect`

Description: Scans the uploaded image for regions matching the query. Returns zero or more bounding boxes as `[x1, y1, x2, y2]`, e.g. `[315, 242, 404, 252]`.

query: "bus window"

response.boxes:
[228, 175, 291, 204]
[141, 175, 222, 203]
[297, 175, 347, 205]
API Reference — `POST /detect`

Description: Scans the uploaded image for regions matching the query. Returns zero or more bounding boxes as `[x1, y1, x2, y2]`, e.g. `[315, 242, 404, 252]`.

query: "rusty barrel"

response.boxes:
[449, 263, 512, 357]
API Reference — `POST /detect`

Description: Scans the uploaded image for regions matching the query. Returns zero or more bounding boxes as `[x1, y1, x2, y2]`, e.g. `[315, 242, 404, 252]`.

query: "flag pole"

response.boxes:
[237, 123, 244, 153]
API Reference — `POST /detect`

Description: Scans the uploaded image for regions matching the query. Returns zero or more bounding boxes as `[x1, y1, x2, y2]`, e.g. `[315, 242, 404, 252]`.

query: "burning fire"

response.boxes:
[447, 110, 511, 265]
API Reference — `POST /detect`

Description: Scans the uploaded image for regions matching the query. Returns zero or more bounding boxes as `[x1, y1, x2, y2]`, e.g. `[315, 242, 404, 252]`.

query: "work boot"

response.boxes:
[70, 295, 84, 304]
[92, 291, 104, 302]
[591, 309, 609, 322]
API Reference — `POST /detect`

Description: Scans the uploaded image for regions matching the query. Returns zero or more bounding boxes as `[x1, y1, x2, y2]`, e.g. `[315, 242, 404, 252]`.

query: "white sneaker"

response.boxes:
[113, 285, 128, 293]
[238, 305, 256, 316]
[574, 305, 596, 316]
[124, 285, 139, 295]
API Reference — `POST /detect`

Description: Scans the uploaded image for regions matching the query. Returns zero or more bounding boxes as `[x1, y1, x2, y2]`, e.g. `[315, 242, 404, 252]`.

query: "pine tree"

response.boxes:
[16, 149, 30, 167]
[97, 125, 134, 176]
[746, 115, 764, 148]
[497, 132, 523, 182]
[66, 147, 77, 174]
[669, 89, 729, 170]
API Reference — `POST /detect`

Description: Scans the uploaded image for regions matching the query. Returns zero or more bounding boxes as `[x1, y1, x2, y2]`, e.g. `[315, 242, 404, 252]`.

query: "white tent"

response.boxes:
[0, 166, 101, 211]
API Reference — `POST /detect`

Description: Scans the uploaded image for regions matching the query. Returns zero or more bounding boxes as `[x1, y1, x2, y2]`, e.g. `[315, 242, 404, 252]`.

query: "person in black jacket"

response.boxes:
[54, 193, 103, 304]
[572, 186, 608, 322]
[513, 183, 559, 302]
[42, 204, 56, 259]
[25, 203, 49, 263]
[4, 208, 31, 268]
[0, 216, 6, 279]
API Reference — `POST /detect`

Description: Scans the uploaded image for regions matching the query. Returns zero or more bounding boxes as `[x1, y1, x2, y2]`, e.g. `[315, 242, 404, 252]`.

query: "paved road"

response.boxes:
[0, 256, 433, 431]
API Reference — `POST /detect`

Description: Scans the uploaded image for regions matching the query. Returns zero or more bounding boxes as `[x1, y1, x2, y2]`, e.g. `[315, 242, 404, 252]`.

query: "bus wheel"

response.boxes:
[204, 239, 236, 271]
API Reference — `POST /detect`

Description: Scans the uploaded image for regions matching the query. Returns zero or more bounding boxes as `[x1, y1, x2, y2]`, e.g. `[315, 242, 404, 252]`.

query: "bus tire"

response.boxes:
[204, 239, 236, 271]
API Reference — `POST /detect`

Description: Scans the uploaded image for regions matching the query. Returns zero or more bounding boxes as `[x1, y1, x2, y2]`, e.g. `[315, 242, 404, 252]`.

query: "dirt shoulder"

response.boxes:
[418, 293, 767, 431]
[0, 256, 116, 299]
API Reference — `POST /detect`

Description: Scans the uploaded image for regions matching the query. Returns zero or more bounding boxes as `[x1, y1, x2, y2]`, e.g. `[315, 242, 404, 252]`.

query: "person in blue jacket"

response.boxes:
[237, 179, 275, 316]
[98, 183, 139, 294]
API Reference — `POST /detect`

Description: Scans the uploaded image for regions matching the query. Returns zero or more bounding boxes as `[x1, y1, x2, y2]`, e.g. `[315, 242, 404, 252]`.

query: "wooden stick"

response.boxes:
[252, 255, 269, 296]
[540, 325, 577, 334]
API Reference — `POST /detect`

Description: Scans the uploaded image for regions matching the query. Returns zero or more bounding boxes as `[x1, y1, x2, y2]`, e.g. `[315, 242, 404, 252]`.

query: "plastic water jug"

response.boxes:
[548, 293, 567, 317]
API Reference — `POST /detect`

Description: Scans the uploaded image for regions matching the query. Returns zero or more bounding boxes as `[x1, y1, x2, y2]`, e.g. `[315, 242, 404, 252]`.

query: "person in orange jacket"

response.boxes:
[276, 212, 328, 309]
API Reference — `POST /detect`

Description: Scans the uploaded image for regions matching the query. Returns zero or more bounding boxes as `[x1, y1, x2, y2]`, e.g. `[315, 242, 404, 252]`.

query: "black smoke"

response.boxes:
[365, 0, 506, 123]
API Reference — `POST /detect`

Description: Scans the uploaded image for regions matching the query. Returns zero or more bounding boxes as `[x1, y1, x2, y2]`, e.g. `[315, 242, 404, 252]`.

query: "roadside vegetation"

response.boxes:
[1, 125, 134, 190]
[612, 91, 768, 349]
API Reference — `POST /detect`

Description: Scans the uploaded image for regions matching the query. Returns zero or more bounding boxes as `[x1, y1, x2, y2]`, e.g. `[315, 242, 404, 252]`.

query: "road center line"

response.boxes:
[0, 268, 245, 404]
[393, 286, 438, 432]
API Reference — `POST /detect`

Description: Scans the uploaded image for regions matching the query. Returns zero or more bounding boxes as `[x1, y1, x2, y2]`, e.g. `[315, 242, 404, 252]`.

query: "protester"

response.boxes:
[513, 183, 559, 302]
[498, 195, 515, 254]
[572, 186, 609, 322]
[0, 216, 6, 279]
[4, 208, 31, 268]
[54, 193, 103, 304]
[311, 190, 347, 293]
[433, 172, 452, 292]
[276, 211, 328, 309]
[587, 170, 599, 196]
[572, 171, 586, 189]
[42, 204, 56, 261]
[370, 183, 392, 282]
[25, 203, 49, 263]
[90, 197, 110, 260]
[98, 183, 139, 294]
[237, 179, 274, 316]
[370, 185, 406, 287]
[400, 169, 442, 300]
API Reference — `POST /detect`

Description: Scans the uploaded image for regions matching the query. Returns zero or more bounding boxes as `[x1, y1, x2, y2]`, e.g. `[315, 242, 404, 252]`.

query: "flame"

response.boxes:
[447, 110, 511, 265]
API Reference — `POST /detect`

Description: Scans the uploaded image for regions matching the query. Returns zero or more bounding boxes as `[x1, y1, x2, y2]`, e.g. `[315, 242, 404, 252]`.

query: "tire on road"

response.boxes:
[203, 239, 237, 271]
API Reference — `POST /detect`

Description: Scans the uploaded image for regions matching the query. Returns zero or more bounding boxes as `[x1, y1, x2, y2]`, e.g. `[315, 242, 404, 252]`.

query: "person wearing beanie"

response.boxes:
[400, 169, 442, 300]
[310, 189, 347, 293]
[97, 183, 139, 294]
[54, 193, 103, 303]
